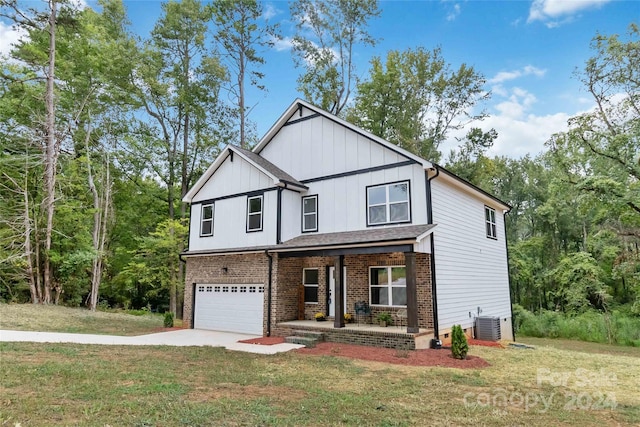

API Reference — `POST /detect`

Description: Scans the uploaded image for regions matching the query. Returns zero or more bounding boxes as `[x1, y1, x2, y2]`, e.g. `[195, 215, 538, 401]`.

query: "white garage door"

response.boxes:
[194, 284, 264, 335]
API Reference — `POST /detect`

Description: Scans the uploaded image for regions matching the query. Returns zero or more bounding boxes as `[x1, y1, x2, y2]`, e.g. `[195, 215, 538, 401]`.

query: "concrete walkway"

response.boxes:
[0, 329, 303, 355]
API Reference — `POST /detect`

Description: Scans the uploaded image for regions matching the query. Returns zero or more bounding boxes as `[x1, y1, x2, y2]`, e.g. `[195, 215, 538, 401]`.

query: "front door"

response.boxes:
[328, 266, 347, 317]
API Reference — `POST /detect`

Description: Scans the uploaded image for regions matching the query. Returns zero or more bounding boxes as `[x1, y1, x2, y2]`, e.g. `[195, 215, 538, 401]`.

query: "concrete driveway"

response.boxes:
[0, 329, 303, 355]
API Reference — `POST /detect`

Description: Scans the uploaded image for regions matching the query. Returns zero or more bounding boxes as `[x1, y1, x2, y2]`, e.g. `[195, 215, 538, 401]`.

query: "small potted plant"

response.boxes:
[376, 312, 392, 327]
[315, 312, 326, 322]
[344, 313, 353, 323]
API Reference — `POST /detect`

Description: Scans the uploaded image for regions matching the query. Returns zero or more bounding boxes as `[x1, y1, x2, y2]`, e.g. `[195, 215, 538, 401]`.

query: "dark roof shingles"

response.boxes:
[231, 145, 306, 189]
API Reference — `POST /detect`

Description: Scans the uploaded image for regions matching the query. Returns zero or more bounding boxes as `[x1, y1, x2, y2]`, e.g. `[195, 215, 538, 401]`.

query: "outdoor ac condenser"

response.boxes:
[475, 316, 501, 341]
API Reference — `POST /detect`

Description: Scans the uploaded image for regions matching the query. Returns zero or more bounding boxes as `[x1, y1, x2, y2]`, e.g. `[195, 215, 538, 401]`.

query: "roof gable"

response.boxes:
[253, 99, 433, 170]
[182, 145, 307, 203]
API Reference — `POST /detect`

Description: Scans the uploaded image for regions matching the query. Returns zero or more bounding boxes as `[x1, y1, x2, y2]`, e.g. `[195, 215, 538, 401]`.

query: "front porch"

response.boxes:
[274, 320, 434, 350]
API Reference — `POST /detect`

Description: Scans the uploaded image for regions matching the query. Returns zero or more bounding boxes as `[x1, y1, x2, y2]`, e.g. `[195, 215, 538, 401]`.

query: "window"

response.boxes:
[246, 195, 263, 232]
[303, 268, 319, 303]
[367, 181, 410, 226]
[370, 266, 407, 306]
[200, 203, 214, 237]
[302, 195, 318, 232]
[485, 206, 497, 239]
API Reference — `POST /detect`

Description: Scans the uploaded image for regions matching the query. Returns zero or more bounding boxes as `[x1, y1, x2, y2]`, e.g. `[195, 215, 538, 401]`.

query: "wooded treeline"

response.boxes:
[0, 0, 637, 322]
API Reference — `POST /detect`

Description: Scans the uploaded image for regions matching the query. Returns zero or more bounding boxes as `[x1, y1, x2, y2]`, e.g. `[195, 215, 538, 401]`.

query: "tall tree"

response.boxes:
[290, 0, 380, 116]
[346, 47, 489, 161]
[130, 0, 227, 314]
[212, 0, 277, 148]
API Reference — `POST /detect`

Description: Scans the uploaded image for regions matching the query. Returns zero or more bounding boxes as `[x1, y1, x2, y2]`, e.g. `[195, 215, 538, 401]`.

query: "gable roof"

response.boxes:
[182, 145, 308, 203]
[253, 99, 433, 170]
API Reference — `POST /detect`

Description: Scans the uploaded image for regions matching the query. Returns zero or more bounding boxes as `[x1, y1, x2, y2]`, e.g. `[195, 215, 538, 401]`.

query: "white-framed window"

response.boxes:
[485, 206, 497, 239]
[200, 203, 214, 237]
[246, 195, 263, 232]
[367, 181, 410, 226]
[303, 268, 319, 303]
[369, 266, 407, 307]
[302, 195, 318, 232]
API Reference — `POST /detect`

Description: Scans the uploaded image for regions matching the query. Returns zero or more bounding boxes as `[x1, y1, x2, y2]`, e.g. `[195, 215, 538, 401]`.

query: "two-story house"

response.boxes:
[181, 99, 513, 349]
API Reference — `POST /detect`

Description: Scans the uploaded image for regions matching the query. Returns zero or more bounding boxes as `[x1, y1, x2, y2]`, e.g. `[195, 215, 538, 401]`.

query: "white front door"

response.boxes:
[328, 266, 347, 317]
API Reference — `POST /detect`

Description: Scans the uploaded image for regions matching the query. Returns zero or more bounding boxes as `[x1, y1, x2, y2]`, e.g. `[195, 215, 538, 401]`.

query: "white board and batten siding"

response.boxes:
[188, 153, 277, 251]
[259, 107, 407, 182]
[430, 177, 512, 335]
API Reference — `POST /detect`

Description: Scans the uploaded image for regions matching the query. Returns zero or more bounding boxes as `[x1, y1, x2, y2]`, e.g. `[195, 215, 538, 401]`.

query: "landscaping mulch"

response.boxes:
[294, 342, 490, 368]
[238, 336, 286, 345]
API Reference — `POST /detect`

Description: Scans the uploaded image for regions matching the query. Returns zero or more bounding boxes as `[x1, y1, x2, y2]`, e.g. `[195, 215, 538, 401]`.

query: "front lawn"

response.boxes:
[0, 303, 170, 336]
[0, 341, 638, 426]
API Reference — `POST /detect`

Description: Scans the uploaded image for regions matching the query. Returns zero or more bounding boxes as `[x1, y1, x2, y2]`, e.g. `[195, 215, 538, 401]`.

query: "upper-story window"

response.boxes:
[302, 195, 318, 232]
[485, 206, 497, 239]
[247, 195, 263, 232]
[367, 181, 411, 226]
[200, 203, 214, 237]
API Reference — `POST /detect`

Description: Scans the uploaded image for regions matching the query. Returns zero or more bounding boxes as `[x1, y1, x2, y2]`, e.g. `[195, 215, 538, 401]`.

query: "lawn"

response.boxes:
[0, 303, 173, 336]
[0, 305, 639, 426]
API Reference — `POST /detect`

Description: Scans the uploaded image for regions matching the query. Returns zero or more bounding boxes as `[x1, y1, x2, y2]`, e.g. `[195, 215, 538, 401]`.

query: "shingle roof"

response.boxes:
[274, 224, 436, 251]
[231, 145, 307, 190]
[181, 224, 436, 257]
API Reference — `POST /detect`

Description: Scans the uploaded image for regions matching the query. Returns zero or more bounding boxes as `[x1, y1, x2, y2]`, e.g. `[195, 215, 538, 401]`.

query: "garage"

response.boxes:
[193, 284, 264, 335]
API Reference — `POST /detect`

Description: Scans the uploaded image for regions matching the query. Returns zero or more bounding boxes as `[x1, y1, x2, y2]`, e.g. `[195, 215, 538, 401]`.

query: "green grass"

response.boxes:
[1, 304, 639, 425]
[0, 303, 173, 336]
[0, 342, 638, 426]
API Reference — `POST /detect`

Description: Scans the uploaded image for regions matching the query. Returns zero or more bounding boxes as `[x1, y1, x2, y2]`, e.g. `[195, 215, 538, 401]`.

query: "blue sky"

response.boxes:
[1, 0, 637, 159]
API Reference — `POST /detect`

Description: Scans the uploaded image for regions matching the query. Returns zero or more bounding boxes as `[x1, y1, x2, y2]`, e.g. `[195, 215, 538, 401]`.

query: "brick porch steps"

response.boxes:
[285, 330, 325, 348]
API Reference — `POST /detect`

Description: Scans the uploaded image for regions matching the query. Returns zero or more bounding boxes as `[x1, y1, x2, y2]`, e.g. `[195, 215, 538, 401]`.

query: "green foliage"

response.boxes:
[376, 311, 392, 325]
[516, 306, 640, 346]
[164, 311, 174, 328]
[450, 324, 469, 359]
[290, 0, 380, 115]
[347, 47, 489, 161]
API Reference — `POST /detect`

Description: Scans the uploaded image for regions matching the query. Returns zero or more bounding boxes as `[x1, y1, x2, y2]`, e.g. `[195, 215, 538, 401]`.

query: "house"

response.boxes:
[181, 99, 514, 349]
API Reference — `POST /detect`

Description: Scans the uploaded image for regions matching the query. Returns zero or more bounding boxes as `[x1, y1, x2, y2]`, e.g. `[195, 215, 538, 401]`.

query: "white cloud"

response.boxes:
[272, 36, 294, 52]
[446, 3, 461, 21]
[489, 65, 546, 84]
[527, 0, 611, 27]
[442, 85, 583, 159]
[0, 20, 26, 58]
[262, 3, 279, 21]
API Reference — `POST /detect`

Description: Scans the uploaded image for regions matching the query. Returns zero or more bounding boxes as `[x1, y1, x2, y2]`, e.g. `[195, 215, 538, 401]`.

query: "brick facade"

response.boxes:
[184, 251, 434, 339]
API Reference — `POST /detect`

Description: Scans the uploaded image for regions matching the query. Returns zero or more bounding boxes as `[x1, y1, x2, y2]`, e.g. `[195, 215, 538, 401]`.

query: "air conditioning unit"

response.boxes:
[476, 316, 501, 341]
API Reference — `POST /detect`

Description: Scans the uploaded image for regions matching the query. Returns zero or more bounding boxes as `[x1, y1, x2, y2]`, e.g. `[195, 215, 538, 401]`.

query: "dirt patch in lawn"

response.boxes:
[238, 336, 286, 345]
[187, 383, 305, 402]
[295, 342, 490, 368]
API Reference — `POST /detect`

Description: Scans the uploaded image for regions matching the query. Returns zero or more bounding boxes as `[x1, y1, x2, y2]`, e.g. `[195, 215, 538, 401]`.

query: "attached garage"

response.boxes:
[193, 284, 264, 335]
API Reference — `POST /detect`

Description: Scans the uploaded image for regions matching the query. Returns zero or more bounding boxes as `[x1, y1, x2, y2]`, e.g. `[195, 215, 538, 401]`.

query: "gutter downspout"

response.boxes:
[426, 166, 441, 349]
[504, 211, 516, 341]
[265, 250, 273, 337]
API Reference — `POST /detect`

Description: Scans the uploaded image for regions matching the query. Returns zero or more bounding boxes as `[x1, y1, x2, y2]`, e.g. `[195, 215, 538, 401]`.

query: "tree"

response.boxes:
[346, 47, 489, 161]
[547, 23, 639, 310]
[212, 0, 277, 148]
[290, 0, 380, 115]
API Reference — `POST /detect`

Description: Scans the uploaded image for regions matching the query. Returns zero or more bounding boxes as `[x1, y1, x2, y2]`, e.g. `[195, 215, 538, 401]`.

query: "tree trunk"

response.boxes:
[23, 172, 38, 303]
[42, 0, 58, 304]
[239, 50, 245, 148]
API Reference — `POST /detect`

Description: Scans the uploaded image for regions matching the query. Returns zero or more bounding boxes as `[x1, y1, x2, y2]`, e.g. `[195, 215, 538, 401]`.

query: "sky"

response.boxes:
[1, 0, 638, 159]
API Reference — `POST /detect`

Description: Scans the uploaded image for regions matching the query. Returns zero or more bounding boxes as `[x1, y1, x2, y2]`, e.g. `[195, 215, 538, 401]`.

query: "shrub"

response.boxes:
[451, 324, 469, 360]
[163, 311, 174, 328]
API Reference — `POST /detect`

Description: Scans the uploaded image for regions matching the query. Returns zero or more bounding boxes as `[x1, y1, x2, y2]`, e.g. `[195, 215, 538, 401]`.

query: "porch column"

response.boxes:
[333, 255, 345, 328]
[405, 251, 419, 333]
